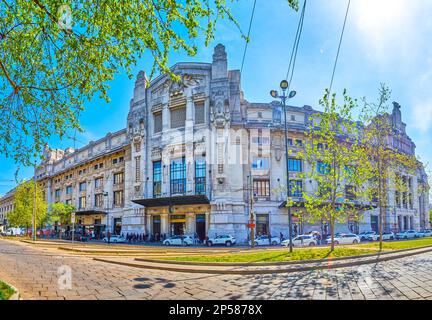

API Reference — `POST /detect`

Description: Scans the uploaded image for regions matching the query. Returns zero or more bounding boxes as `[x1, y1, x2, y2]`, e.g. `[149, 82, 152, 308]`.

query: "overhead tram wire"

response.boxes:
[240, 0, 257, 75]
[285, 0, 307, 84]
[328, 0, 351, 96]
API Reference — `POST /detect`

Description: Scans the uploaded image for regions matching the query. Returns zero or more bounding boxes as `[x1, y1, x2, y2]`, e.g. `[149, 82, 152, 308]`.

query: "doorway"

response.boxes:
[196, 214, 206, 241]
[170, 215, 186, 236]
[152, 215, 161, 238]
[371, 215, 378, 232]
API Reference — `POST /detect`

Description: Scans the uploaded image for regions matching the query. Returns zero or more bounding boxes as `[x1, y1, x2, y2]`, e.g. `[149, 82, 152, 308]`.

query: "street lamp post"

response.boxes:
[270, 80, 297, 253]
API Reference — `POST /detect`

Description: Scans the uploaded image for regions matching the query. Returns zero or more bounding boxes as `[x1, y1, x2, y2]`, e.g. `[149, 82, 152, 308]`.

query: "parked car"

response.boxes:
[103, 235, 125, 243]
[326, 233, 342, 240]
[395, 230, 419, 240]
[163, 235, 193, 246]
[207, 235, 236, 247]
[366, 232, 380, 241]
[418, 229, 432, 237]
[358, 231, 376, 241]
[327, 233, 361, 245]
[380, 232, 395, 241]
[282, 235, 317, 247]
[250, 235, 280, 246]
[5, 227, 24, 236]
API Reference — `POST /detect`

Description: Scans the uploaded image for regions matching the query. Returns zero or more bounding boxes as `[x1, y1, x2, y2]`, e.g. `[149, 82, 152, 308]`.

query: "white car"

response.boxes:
[418, 230, 432, 237]
[163, 235, 193, 246]
[395, 230, 419, 240]
[249, 235, 280, 246]
[282, 235, 317, 247]
[380, 232, 395, 241]
[358, 231, 376, 241]
[327, 233, 361, 245]
[103, 235, 126, 243]
[207, 235, 236, 247]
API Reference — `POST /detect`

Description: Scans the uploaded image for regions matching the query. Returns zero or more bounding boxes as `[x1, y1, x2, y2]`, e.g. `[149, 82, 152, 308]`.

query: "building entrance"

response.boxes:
[170, 215, 186, 236]
[196, 214, 206, 241]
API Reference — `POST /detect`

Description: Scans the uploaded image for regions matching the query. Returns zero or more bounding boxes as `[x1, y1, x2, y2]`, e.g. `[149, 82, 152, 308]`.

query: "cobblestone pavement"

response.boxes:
[1, 239, 432, 300]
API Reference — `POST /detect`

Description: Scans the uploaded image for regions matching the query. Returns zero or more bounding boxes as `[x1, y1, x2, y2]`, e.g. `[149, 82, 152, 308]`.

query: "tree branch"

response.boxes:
[0, 59, 19, 93]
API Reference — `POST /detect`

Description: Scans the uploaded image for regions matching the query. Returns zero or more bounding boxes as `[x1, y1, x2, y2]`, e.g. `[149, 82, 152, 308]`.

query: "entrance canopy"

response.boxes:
[75, 210, 107, 216]
[132, 195, 210, 208]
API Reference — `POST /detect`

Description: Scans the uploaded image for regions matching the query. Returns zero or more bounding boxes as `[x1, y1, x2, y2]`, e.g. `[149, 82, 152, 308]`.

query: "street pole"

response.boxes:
[249, 173, 255, 248]
[270, 81, 297, 253]
[32, 161, 37, 242]
[282, 94, 293, 253]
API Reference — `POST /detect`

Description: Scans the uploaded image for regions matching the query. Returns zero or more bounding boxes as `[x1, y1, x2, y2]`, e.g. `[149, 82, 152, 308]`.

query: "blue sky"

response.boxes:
[1, 0, 432, 194]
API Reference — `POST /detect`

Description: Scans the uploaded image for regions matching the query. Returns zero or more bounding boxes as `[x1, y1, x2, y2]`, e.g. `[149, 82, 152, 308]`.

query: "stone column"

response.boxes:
[186, 212, 195, 234]
[161, 213, 169, 236]
[205, 211, 210, 235]
[146, 212, 151, 235]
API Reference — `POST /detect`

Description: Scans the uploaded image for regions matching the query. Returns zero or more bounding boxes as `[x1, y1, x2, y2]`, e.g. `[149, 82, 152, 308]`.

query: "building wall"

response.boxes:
[27, 43, 429, 242]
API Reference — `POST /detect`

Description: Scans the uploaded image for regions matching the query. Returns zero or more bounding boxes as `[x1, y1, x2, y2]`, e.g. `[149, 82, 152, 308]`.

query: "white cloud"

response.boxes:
[412, 100, 432, 132]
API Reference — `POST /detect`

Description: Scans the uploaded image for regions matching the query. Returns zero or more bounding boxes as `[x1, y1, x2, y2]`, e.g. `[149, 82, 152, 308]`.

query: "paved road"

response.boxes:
[1, 239, 432, 300]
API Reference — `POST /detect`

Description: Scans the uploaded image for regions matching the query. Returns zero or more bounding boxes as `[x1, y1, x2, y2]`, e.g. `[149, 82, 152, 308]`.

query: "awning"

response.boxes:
[132, 194, 210, 207]
[75, 210, 107, 216]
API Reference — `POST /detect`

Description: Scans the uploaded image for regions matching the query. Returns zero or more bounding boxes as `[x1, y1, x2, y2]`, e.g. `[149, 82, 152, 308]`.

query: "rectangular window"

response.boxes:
[252, 157, 269, 170]
[65, 199, 72, 206]
[253, 180, 270, 198]
[94, 194, 103, 207]
[195, 102, 205, 125]
[55, 189, 61, 198]
[289, 180, 303, 197]
[195, 159, 206, 195]
[135, 156, 141, 183]
[113, 172, 124, 185]
[170, 157, 186, 195]
[252, 137, 270, 145]
[295, 139, 303, 147]
[95, 177, 103, 189]
[288, 158, 302, 172]
[345, 185, 356, 201]
[119, 156, 124, 163]
[112, 158, 118, 165]
[66, 185, 72, 195]
[317, 161, 330, 174]
[99, 163, 103, 169]
[94, 164, 98, 170]
[79, 182, 86, 192]
[395, 191, 401, 207]
[154, 112, 162, 133]
[113, 190, 124, 206]
[78, 196, 86, 209]
[170, 106, 186, 129]
[153, 161, 162, 198]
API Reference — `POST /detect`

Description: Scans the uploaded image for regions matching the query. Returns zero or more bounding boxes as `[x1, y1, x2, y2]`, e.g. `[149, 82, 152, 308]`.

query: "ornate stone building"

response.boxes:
[25, 44, 430, 241]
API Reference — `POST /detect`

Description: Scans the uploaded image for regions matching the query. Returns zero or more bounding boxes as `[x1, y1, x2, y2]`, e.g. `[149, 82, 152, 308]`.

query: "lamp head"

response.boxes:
[288, 90, 297, 99]
[270, 90, 278, 98]
[280, 80, 289, 90]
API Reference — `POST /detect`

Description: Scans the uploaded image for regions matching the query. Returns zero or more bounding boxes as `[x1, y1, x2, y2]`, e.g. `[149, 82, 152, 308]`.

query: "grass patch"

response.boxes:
[161, 247, 378, 263]
[358, 237, 432, 250]
[0, 281, 15, 300]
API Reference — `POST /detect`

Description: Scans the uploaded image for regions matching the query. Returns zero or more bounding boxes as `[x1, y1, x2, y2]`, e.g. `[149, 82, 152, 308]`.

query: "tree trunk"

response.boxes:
[330, 217, 335, 252]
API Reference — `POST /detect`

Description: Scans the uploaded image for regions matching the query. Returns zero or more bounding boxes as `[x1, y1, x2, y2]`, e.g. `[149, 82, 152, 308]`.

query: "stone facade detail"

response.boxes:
[0, 44, 429, 242]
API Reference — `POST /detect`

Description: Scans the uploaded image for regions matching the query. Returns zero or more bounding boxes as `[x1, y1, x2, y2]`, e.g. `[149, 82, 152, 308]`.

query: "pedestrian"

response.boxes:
[279, 232, 284, 242]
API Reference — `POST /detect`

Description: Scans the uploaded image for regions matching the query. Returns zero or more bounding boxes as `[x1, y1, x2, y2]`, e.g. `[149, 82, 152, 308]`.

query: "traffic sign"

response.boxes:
[247, 223, 256, 228]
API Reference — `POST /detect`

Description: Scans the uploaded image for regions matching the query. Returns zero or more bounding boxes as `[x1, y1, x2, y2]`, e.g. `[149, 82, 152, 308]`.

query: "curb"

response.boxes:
[94, 246, 432, 275]
[134, 244, 432, 267]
